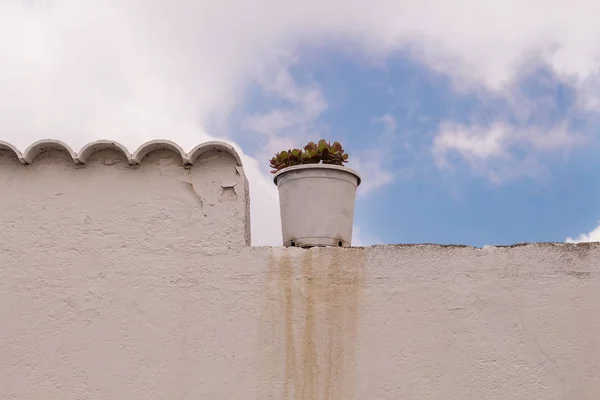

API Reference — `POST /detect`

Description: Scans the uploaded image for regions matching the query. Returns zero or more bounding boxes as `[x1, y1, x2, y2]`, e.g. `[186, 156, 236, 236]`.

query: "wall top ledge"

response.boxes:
[259, 242, 600, 251]
[0, 139, 243, 167]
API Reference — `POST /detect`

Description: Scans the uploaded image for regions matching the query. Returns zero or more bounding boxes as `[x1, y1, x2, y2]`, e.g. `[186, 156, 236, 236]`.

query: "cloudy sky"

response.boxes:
[2, 0, 600, 246]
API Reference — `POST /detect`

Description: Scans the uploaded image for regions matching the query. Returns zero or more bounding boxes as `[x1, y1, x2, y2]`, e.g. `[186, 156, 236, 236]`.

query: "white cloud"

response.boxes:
[352, 225, 381, 246]
[242, 68, 327, 137]
[4, 1, 600, 244]
[433, 122, 511, 162]
[566, 223, 600, 243]
[432, 121, 581, 182]
[349, 159, 394, 194]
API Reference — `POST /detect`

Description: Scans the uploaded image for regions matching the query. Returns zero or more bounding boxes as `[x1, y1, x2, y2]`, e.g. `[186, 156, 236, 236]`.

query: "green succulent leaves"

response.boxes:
[269, 139, 350, 174]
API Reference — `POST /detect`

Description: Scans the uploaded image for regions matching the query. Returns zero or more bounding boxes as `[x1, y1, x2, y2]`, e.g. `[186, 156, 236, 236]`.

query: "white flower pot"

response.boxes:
[273, 164, 361, 247]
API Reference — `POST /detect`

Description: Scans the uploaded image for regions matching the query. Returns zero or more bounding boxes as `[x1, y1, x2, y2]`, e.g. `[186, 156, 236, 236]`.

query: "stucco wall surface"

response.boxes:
[0, 140, 251, 250]
[1, 142, 599, 399]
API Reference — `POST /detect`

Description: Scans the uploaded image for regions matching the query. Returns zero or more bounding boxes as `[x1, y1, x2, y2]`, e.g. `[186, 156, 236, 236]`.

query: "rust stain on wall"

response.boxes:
[320, 249, 364, 400]
[259, 248, 365, 400]
[299, 250, 317, 400]
[257, 253, 279, 400]
[282, 252, 298, 400]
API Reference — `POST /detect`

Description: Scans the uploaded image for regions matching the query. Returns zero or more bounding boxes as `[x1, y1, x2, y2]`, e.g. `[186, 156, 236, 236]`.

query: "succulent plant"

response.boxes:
[269, 139, 349, 173]
[301, 141, 321, 164]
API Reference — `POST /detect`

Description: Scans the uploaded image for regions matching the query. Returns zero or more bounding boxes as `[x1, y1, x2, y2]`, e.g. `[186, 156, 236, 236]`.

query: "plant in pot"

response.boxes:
[270, 139, 361, 248]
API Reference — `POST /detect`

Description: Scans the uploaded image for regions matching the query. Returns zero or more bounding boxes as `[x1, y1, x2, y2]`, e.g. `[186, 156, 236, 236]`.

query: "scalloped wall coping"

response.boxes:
[0, 139, 243, 166]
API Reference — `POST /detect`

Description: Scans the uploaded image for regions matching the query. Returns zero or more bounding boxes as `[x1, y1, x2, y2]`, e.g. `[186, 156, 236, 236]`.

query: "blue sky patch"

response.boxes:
[232, 47, 600, 246]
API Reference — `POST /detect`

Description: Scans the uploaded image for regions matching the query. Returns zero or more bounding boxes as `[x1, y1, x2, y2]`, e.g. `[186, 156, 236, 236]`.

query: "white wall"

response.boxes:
[1, 142, 598, 399]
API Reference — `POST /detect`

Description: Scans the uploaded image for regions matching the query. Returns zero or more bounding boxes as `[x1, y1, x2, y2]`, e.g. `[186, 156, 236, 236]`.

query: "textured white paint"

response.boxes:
[1, 143, 599, 399]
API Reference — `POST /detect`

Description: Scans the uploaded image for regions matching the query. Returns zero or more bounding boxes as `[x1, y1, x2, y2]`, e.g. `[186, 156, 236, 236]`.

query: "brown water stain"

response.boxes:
[300, 250, 317, 400]
[321, 249, 364, 400]
[282, 252, 298, 399]
[259, 248, 365, 400]
[257, 253, 280, 400]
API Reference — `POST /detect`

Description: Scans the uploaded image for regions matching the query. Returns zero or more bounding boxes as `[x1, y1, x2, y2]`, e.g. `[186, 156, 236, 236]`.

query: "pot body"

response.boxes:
[274, 164, 361, 247]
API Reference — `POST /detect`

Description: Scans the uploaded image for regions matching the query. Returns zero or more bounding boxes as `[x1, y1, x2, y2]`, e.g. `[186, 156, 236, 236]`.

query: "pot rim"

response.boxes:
[273, 163, 361, 186]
